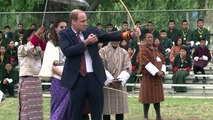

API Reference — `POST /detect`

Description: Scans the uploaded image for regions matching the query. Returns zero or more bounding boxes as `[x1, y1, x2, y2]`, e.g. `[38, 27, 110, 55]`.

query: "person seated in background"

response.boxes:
[0, 62, 19, 97]
[179, 20, 194, 48]
[127, 46, 138, 91]
[121, 21, 129, 32]
[14, 23, 25, 40]
[159, 30, 173, 65]
[172, 47, 191, 93]
[3, 26, 13, 41]
[193, 19, 210, 46]
[170, 38, 183, 64]
[107, 23, 114, 33]
[30, 23, 37, 30]
[154, 38, 167, 83]
[96, 23, 104, 31]
[0, 31, 8, 48]
[142, 21, 160, 39]
[0, 45, 10, 67]
[120, 40, 129, 50]
[135, 21, 141, 29]
[7, 40, 18, 67]
[192, 38, 211, 83]
[99, 40, 132, 120]
[166, 20, 180, 43]
[15, 31, 24, 46]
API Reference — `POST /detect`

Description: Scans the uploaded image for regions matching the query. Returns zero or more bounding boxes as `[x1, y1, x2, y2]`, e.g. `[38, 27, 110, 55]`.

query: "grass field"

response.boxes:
[0, 97, 213, 120]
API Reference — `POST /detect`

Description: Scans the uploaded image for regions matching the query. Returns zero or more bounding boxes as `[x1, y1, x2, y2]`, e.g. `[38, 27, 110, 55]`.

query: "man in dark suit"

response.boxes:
[59, 9, 140, 120]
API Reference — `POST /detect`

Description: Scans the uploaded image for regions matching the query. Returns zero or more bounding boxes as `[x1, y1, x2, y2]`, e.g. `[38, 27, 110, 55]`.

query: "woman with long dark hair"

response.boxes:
[39, 19, 70, 120]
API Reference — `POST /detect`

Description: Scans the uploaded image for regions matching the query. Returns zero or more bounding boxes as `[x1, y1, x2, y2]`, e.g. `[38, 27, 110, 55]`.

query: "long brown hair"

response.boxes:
[50, 19, 67, 46]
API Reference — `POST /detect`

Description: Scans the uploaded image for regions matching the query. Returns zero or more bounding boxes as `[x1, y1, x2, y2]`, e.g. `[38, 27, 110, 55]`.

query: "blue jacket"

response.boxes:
[59, 27, 123, 88]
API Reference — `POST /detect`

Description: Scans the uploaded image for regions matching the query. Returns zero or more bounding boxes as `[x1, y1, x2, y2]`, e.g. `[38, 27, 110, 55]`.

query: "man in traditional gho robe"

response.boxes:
[192, 38, 211, 83]
[179, 20, 194, 48]
[193, 19, 210, 46]
[139, 33, 165, 120]
[99, 41, 132, 120]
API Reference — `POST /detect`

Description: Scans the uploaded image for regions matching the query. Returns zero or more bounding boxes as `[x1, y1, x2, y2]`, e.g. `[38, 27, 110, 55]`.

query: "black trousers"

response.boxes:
[103, 114, 124, 120]
[193, 66, 205, 74]
[69, 73, 104, 120]
[1, 83, 14, 97]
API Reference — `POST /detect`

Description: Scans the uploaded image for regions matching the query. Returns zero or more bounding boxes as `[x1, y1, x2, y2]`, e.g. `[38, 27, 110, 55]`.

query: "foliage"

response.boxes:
[0, 0, 212, 30]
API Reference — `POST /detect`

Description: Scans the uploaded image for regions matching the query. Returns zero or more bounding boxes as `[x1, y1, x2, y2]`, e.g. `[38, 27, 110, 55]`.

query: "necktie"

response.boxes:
[76, 32, 87, 76]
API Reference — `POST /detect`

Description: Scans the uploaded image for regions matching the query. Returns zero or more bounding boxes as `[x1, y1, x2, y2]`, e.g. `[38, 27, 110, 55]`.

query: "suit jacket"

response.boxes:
[59, 27, 124, 88]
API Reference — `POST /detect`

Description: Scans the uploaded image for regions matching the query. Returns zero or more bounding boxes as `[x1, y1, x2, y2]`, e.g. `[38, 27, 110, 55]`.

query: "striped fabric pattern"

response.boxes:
[18, 77, 43, 120]
[139, 45, 165, 104]
[102, 86, 129, 114]
[99, 43, 131, 115]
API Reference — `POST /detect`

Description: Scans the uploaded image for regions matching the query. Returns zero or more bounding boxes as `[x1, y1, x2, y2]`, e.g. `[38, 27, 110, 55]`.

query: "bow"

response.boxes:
[119, 0, 142, 74]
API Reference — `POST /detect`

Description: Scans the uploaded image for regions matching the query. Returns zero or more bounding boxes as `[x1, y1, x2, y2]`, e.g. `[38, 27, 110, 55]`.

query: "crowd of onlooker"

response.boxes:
[0, 18, 212, 97]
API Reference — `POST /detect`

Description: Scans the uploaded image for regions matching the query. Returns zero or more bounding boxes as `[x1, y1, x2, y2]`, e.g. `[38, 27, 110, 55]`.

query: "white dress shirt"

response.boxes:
[72, 27, 93, 73]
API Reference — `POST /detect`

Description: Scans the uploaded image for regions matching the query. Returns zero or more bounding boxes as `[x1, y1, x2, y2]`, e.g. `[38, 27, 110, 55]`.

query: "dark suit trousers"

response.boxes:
[70, 73, 104, 120]
[193, 66, 205, 74]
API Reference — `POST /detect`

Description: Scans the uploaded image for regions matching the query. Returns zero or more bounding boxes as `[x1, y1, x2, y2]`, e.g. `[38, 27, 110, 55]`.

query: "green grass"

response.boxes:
[0, 97, 213, 120]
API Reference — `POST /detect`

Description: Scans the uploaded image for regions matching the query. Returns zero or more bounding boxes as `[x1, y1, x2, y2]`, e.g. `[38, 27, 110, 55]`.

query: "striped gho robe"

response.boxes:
[139, 44, 165, 104]
[99, 43, 132, 114]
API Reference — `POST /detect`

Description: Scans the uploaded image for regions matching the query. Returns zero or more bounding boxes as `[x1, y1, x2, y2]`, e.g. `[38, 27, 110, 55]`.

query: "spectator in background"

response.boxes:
[121, 21, 129, 32]
[142, 21, 160, 39]
[172, 47, 191, 93]
[154, 38, 161, 50]
[4, 26, 13, 41]
[96, 23, 104, 31]
[135, 20, 141, 29]
[0, 62, 19, 97]
[179, 20, 194, 48]
[159, 30, 173, 65]
[14, 23, 25, 40]
[15, 31, 24, 46]
[107, 23, 114, 32]
[30, 23, 37, 30]
[193, 19, 210, 46]
[99, 40, 131, 120]
[0, 31, 8, 48]
[0, 45, 10, 90]
[0, 46, 10, 65]
[49, 21, 54, 31]
[170, 38, 183, 64]
[120, 40, 129, 50]
[166, 20, 180, 43]
[192, 38, 211, 83]
[127, 46, 138, 91]
[7, 40, 18, 67]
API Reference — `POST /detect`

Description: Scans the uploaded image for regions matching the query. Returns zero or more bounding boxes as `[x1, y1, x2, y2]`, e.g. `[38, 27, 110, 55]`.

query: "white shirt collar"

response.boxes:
[71, 26, 81, 34]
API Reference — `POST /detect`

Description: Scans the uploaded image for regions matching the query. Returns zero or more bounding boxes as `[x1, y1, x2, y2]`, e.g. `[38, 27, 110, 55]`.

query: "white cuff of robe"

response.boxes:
[194, 56, 199, 61]
[105, 70, 114, 86]
[165, 48, 171, 53]
[6, 78, 13, 83]
[161, 64, 166, 74]
[0, 90, 4, 102]
[145, 62, 159, 76]
[117, 70, 130, 86]
[202, 55, 208, 61]
[195, 42, 200, 46]
[190, 41, 194, 47]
